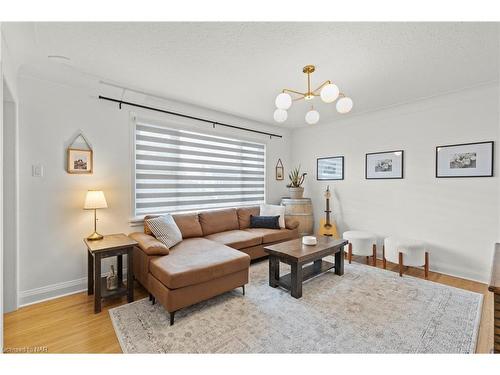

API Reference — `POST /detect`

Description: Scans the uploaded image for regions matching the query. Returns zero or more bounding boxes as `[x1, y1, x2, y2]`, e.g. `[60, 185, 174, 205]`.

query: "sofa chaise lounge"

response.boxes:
[129, 206, 299, 325]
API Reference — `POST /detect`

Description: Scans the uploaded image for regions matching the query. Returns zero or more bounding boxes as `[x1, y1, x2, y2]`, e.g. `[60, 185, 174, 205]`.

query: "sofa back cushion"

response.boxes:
[237, 206, 260, 229]
[199, 208, 239, 235]
[144, 213, 203, 239]
[172, 212, 203, 238]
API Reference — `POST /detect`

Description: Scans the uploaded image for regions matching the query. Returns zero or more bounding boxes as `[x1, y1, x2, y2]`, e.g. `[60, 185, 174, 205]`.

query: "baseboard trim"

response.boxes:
[373, 256, 487, 284]
[19, 269, 128, 307]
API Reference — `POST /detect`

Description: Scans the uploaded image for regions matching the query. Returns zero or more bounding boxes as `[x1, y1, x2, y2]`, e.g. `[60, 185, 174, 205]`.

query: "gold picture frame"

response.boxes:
[67, 148, 93, 174]
[276, 159, 284, 180]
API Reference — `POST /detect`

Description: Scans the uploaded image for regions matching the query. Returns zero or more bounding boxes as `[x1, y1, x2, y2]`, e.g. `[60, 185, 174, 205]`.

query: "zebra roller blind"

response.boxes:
[135, 121, 266, 216]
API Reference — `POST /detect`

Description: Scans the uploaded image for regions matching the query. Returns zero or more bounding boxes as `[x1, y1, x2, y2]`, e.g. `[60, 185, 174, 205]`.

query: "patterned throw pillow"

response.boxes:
[145, 214, 183, 248]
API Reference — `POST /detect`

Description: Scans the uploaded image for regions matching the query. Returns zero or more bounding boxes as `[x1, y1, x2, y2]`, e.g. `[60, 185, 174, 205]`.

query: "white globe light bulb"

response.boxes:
[320, 83, 339, 103]
[305, 109, 320, 125]
[273, 108, 288, 123]
[275, 93, 292, 110]
[336, 97, 353, 114]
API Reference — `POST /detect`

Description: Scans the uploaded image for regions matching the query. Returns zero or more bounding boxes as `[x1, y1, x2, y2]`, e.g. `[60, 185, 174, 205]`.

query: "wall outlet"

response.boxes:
[32, 164, 44, 177]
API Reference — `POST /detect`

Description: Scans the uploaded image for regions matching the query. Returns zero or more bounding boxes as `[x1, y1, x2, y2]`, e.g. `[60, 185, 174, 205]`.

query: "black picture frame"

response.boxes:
[435, 141, 494, 178]
[317, 156, 344, 180]
[365, 150, 404, 180]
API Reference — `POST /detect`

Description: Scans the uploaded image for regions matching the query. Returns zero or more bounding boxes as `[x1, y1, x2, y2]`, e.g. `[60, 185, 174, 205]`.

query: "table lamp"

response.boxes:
[84, 190, 108, 241]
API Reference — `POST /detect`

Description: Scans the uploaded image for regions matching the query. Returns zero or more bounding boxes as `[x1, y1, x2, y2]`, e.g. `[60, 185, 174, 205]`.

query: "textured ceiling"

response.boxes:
[4, 22, 499, 127]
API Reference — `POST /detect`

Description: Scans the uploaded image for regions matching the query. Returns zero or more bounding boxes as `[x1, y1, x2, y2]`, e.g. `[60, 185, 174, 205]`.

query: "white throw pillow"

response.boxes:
[146, 214, 183, 248]
[260, 204, 286, 229]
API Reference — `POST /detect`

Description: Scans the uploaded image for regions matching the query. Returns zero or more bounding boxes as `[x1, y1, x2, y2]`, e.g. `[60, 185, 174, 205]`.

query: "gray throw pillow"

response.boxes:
[146, 214, 183, 248]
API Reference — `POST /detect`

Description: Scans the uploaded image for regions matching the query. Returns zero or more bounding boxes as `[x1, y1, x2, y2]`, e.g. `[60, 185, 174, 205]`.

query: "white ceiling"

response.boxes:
[4, 22, 499, 127]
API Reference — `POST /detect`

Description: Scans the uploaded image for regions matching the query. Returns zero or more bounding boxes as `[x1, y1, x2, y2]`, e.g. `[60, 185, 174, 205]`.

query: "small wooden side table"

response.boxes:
[84, 233, 138, 313]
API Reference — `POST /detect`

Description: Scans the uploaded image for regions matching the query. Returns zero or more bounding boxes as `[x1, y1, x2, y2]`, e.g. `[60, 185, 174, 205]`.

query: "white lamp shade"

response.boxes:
[305, 109, 320, 125]
[336, 97, 353, 114]
[275, 93, 292, 110]
[84, 190, 108, 209]
[320, 83, 339, 103]
[273, 108, 288, 123]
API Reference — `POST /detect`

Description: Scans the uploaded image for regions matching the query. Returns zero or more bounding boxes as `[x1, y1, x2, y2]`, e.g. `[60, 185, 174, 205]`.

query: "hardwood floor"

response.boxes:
[3, 257, 494, 353]
[4, 286, 148, 353]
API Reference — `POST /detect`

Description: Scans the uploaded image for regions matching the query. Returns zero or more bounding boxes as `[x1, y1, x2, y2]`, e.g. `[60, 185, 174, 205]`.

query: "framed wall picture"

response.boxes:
[276, 159, 284, 180]
[366, 150, 404, 179]
[67, 148, 93, 174]
[317, 156, 344, 180]
[436, 141, 494, 178]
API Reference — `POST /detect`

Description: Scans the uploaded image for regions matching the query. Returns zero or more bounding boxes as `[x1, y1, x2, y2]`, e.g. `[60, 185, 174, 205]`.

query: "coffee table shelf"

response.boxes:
[277, 260, 335, 290]
[264, 237, 347, 299]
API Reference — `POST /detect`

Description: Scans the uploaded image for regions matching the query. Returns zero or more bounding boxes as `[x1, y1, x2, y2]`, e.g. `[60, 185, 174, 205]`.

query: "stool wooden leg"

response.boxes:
[382, 245, 386, 269]
[372, 244, 377, 266]
[348, 243, 352, 264]
[424, 252, 429, 279]
[366, 256, 369, 265]
[398, 252, 403, 277]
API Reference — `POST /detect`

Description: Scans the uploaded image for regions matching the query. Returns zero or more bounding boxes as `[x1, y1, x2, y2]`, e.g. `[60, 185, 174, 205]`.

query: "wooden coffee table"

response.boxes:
[264, 237, 347, 298]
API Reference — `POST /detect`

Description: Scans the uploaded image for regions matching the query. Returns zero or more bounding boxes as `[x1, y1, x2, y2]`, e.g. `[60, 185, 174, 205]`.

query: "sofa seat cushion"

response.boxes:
[244, 228, 295, 244]
[204, 230, 262, 249]
[149, 238, 250, 289]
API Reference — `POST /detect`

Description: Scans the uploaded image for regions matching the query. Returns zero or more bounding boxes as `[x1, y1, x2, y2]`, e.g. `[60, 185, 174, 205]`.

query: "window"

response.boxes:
[134, 120, 266, 217]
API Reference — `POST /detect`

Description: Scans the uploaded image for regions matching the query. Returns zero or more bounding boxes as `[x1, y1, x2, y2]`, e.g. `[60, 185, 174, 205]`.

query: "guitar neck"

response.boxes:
[324, 198, 331, 224]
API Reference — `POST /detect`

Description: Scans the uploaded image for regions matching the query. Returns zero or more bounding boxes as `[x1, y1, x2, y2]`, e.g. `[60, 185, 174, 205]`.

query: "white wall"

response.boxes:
[3, 91, 16, 313]
[17, 72, 291, 305]
[291, 84, 499, 282]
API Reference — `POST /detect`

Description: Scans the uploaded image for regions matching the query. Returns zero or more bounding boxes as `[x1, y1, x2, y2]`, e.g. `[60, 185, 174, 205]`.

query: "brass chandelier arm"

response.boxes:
[283, 88, 307, 97]
[312, 80, 332, 94]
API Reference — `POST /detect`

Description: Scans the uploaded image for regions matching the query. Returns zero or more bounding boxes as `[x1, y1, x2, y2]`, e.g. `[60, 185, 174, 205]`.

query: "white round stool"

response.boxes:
[342, 231, 377, 266]
[383, 236, 430, 278]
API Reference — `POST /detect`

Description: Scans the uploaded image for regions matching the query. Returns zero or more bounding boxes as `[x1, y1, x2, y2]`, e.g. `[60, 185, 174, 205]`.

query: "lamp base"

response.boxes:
[87, 231, 104, 241]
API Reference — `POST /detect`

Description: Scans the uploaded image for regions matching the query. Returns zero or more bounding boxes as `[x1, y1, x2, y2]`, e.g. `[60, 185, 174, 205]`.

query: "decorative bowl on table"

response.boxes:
[302, 236, 317, 246]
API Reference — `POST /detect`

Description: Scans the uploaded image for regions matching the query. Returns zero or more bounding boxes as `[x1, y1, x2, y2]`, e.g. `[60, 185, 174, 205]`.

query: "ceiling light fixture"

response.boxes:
[274, 65, 353, 124]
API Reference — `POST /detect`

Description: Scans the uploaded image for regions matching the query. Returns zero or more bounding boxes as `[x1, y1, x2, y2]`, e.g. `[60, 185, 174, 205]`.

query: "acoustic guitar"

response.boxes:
[318, 186, 339, 239]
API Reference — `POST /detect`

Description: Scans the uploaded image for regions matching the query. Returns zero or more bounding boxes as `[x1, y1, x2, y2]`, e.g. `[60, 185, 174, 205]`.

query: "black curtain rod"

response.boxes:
[98, 95, 283, 139]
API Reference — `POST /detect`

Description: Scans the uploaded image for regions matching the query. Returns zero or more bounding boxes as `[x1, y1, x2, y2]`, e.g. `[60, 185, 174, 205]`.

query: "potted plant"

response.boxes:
[287, 166, 307, 199]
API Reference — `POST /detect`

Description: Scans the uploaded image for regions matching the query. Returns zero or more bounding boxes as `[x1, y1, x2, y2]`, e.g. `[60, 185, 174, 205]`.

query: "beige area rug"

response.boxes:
[109, 258, 482, 353]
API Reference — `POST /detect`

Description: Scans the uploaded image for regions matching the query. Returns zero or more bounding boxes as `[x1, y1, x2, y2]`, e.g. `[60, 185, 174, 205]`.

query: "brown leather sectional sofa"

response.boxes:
[129, 206, 299, 325]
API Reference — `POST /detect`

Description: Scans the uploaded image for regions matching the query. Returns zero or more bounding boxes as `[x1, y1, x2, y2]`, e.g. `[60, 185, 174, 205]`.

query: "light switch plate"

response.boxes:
[32, 164, 44, 177]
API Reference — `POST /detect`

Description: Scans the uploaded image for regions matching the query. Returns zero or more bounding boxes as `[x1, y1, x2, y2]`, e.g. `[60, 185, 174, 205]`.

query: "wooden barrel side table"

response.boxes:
[280, 198, 314, 236]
